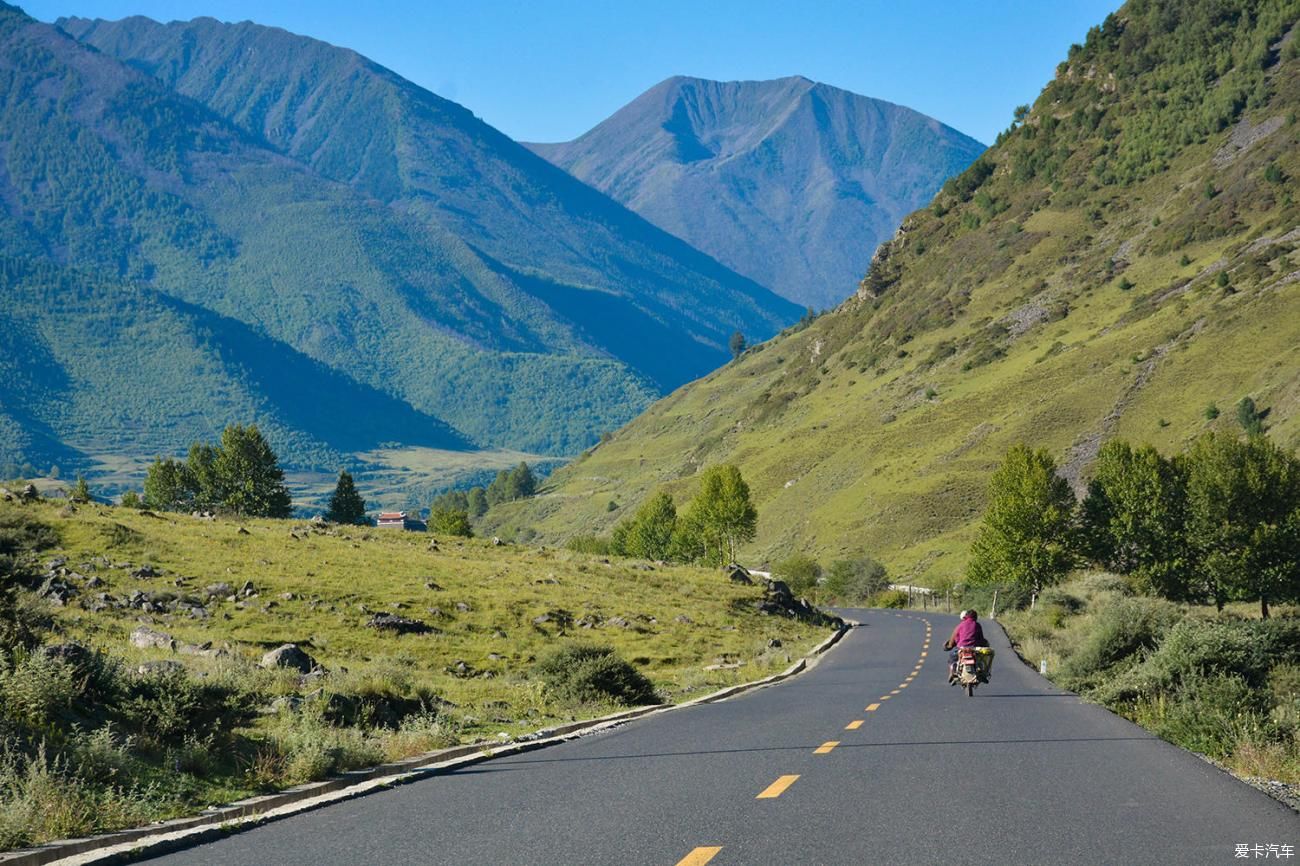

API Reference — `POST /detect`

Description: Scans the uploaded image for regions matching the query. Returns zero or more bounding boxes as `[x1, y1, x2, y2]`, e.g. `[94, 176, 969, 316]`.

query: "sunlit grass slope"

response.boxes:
[485, 1, 1300, 584]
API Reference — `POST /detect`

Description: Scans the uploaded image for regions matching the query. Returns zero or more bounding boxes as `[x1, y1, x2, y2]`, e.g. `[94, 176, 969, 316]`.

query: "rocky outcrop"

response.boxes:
[755, 579, 844, 628]
[260, 643, 317, 673]
[366, 614, 435, 635]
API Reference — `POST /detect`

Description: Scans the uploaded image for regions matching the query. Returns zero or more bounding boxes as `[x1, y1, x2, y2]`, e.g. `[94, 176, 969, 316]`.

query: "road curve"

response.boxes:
[138, 610, 1297, 865]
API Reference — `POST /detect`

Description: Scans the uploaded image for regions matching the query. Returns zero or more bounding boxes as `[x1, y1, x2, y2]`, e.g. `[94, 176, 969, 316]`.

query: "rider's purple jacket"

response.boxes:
[949, 619, 988, 648]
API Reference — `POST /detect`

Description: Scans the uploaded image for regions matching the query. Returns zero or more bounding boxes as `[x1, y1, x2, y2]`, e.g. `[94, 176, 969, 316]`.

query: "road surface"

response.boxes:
[140, 610, 1297, 865]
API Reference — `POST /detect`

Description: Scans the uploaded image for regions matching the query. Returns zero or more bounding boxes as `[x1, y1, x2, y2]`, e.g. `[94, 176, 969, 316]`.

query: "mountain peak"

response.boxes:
[529, 76, 984, 308]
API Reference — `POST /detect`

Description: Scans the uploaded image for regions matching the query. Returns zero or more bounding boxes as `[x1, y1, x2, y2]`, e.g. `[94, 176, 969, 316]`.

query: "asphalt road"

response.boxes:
[142, 610, 1297, 865]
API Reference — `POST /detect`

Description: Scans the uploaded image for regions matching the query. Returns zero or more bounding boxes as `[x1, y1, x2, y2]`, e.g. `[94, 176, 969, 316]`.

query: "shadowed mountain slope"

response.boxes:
[529, 76, 985, 309]
[0, 3, 801, 492]
[60, 14, 801, 389]
[484, 0, 1300, 581]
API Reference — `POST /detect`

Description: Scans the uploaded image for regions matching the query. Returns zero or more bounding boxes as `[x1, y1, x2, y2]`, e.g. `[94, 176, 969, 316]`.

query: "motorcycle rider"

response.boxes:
[944, 609, 992, 684]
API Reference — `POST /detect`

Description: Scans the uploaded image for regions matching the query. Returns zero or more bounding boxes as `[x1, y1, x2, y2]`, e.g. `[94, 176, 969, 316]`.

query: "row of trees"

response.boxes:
[426, 463, 539, 538]
[595, 465, 757, 566]
[969, 431, 1300, 617]
[143, 425, 292, 518]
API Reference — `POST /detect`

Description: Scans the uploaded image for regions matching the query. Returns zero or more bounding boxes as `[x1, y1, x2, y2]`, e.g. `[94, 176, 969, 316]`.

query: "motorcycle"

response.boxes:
[953, 646, 993, 697]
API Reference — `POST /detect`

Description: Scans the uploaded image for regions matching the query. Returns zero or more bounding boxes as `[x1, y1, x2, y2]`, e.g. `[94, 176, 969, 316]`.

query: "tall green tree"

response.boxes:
[187, 442, 220, 509]
[211, 425, 292, 518]
[681, 464, 758, 566]
[968, 444, 1076, 597]
[486, 462, 537, 506]
[1185, 432, 1300, 617]
[615, 491, 677, 560]
[143, 456, 196, 511]
[1079, 439, 1190, 599]
[324, 470, 367, 525]
[466, 487, 488, 519]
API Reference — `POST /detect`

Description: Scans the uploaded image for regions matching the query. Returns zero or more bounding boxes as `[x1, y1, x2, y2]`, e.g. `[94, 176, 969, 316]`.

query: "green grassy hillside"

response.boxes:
[0, 497, 831, 847]
[485, 0, 1300, 583]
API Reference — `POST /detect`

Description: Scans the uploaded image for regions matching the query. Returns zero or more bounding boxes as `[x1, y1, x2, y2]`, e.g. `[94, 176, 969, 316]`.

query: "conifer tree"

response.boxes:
[211, 425, 292, 518]
[325, 470, 367, 525]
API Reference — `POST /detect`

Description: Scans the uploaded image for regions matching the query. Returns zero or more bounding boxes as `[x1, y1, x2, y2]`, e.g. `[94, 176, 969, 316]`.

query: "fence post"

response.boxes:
[990, 589, 999, 620]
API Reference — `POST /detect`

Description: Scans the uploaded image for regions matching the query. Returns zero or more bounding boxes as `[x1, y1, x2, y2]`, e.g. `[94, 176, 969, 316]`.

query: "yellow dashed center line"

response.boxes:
[814, 741, 840, 755]
[676, 847, 723, 866]
[920, 651, 927, 657]
[866, 703, 881, 711]
[757, 775, 800, 799]
[899, 682, 910, 689]
[890, 689, 900, 695]
[881, 694, 892, 700]
[846, 719, 864, 729]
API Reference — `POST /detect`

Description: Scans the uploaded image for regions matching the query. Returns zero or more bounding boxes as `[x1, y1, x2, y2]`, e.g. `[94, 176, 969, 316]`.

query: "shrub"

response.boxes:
[117, 667, 259, 749]
[564, 535, 610, 556]
[1132, 672, 1271, 759]
[874, 589, 909, 609]
[1059, 596, 1182, 687]
[533, 645, 657, 707]
[1038, 587, 1086, 615]
[1096, 618, 1300, 705]
[775, 554, 821, 597]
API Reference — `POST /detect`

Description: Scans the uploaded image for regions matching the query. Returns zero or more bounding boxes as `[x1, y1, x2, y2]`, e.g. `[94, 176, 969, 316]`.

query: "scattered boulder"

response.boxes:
[237, 527, 251, 536]
[448, 660, 476, 677]
[455, 601, 472, 613]
[260, 643, 317, 673]
[192, 510, 215, 520]
[136, 660, 184, 676]
[239, 580, 257, 598]
[130, 627, 175, 651]
[37, 577, 77, 606]
[366, 613, 435, 635]
[424, 580, 443, 591]
[675, 614, 694, 625]
[725, 564, 753, 584]
[38, 641, 92, 667]
[204, 582, 235, 600]
[267, 695, 303, 714]
[19, 483, 39, 502]
[131, 564, 161, 579]
[767, 638, 783, 649]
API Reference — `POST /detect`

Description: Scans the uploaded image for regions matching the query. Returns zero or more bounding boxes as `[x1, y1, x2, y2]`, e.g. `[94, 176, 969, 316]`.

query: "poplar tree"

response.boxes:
[967, 444, 1076, 596]
[1185, 432, 1300, 617]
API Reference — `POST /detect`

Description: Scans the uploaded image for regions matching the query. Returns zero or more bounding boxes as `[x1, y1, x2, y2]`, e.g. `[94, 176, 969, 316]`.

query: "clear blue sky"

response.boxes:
[23, 0, 1122, 145]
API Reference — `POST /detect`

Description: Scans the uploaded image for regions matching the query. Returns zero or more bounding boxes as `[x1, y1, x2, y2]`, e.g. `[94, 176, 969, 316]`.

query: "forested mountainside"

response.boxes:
[486, 0, 1300, 581]
[530, 76, 985, 309]
[0, 3, 797, 491]
[59, 14, 799, 390]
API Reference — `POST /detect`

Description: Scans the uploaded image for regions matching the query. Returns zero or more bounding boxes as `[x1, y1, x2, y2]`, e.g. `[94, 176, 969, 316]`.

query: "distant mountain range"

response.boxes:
[0, 4, 799, 492]
[529, 76, 985, 309]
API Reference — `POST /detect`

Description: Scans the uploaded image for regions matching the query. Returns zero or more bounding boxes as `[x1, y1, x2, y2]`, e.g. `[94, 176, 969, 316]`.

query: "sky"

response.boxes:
[22, 0, 1123, 146]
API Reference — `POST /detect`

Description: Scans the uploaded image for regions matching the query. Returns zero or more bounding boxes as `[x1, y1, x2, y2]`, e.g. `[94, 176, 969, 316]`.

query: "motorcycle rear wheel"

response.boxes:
[966, 683, 975, 697]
